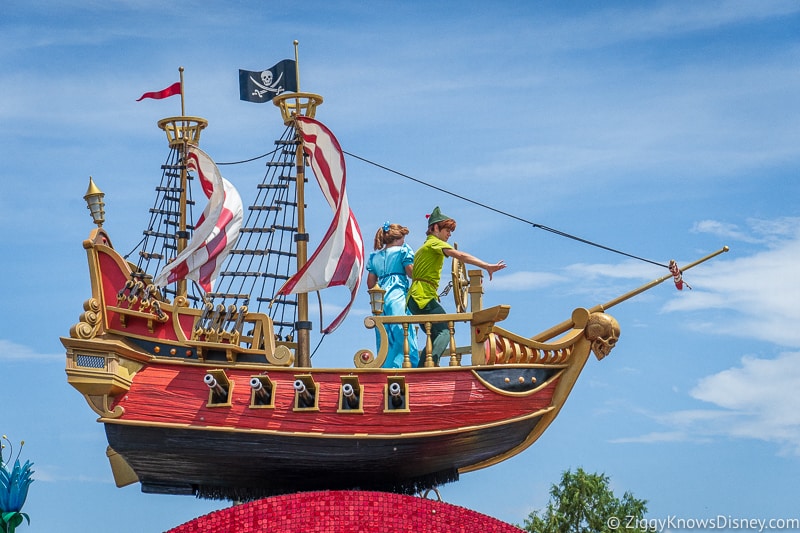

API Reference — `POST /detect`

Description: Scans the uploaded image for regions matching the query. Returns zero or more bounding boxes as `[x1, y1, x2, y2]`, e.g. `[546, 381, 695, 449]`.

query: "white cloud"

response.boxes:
[611, 218, 800, 454]
[0, 339, 62, 362]
[565, 261, 659, 281]
[691, 220, 759, 243]
[692, 217, 800, 246]
[690, 351, 800, 452]
[559, 0, 800, 50]
[612, 351, 800, 454]
[609, 429, 712, 445]
[29, 463, 114, 484]
[664, 218, 800, 348]
[490, 271, 566, 291]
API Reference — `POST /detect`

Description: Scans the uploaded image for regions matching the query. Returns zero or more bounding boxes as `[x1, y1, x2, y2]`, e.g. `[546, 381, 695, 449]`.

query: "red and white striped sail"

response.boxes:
[277, 116, 364, 333]
[154, 145, 243, 292]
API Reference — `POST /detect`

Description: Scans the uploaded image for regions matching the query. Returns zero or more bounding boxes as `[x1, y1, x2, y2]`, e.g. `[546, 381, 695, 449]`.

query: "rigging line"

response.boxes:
[310, 333, 326, 359]
[216, 147, 281, 166]
[310, 290, 325, 359]
[123, 235, 147, 261]
[343, 150, 669, 269]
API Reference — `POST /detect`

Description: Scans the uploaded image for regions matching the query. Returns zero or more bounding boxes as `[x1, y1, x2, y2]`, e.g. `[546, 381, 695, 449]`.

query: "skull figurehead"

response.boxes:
[585, 312, 620, 360]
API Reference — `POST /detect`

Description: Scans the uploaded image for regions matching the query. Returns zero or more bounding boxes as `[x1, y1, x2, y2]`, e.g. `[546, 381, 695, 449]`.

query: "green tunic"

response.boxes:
[408, 234, 453, 308]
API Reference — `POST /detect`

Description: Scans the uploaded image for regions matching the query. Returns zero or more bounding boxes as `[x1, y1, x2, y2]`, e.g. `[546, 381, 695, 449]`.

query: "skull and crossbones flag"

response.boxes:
[239, 59, 298, 103]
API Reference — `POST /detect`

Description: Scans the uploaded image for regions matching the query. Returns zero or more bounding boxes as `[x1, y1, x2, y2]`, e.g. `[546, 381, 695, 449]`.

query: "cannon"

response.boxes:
[250, 377, 271, 405]
[388, 381, 404, 409]
[294, 379, 315, 407]
[204, 373, 228, 402]
[341, 383, 359, 409]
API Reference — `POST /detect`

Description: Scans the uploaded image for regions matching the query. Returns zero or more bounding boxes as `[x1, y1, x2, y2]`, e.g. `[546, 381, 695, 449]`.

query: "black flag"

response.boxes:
[239, 59, 297, 103]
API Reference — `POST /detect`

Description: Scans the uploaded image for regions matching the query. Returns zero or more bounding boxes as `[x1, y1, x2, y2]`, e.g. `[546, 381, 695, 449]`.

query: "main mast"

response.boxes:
[272, 54, 323, 367]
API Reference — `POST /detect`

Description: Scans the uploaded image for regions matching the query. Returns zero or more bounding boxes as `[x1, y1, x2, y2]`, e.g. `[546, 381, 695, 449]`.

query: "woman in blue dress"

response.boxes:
[366, 222, 419, 368]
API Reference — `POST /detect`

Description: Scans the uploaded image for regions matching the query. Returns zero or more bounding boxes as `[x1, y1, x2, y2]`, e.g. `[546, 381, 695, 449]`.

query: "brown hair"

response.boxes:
[426, 218, 456, 235]
[373, 223, 410, 250]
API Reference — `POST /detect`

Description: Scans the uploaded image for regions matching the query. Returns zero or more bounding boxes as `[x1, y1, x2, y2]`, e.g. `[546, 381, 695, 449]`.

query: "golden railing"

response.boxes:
[356, 306, 590, 369]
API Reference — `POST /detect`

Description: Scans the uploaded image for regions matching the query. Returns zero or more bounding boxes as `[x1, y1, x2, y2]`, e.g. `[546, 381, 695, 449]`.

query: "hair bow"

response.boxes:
[382, 221, 391, 232]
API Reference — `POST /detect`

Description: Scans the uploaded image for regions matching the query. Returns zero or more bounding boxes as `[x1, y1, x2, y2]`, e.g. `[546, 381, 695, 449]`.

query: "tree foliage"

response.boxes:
[521, 468, 647, 533]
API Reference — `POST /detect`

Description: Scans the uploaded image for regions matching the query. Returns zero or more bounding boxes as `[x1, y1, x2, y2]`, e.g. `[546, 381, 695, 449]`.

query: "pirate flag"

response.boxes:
[239, 59, 298, 103]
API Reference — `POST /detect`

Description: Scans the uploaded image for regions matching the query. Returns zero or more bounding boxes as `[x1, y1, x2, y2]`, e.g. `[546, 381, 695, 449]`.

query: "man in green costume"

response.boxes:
[407, 206, 506, 366]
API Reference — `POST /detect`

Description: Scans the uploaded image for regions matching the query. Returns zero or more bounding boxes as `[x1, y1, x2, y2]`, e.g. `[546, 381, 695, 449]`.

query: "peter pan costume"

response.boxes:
[407, 207, 454, 366]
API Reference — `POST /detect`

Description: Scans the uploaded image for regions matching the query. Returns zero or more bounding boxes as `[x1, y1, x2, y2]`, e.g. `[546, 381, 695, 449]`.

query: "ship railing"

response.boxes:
[358, 312, 471, 368]
[185, 306, 294, 366]
[357, 266, 594, 369]
[357, 305, 587, 369]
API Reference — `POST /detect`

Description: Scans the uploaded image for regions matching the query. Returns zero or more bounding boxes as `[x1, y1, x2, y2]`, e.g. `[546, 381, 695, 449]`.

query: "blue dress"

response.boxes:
[366, 243, 419, 368]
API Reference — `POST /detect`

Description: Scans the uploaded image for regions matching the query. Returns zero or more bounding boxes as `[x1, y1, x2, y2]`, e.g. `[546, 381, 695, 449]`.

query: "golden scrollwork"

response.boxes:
[265, 344, 294, 366]
[354, 348, 377, 368]
[485, 332, 572, 365]
[70, 298, 102, 339]
[87, 394, 125, 419]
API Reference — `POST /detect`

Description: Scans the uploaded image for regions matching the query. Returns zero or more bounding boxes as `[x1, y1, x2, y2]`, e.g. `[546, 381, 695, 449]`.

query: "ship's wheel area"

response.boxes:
[450, 243, 469, 313]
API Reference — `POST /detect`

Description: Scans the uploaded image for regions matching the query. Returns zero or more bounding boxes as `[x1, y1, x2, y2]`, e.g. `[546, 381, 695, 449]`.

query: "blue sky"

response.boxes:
[2, 1, 800, 531]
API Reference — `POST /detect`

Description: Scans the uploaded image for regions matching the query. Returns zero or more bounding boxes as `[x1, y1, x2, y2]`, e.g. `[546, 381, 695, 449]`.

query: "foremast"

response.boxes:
[272, 90, 323, 367]
[155, 114, 208, 300]
[130, 67, 210, 305]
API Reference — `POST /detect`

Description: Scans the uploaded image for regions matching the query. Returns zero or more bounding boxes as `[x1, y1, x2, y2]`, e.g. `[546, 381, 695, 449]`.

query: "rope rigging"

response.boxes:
[342, 151, 669, 270]
[216, 147, 281, 165]
[128, 123, 702, 347]
[211, 146, 672, 271]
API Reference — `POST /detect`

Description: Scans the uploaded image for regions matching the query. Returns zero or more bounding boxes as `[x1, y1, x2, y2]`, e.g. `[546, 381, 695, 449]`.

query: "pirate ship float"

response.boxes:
[62, 65, 727, 501]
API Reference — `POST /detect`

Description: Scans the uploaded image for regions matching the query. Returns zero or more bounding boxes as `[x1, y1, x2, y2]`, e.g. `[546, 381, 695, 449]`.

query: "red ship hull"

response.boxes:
[102, 363, 563, 497]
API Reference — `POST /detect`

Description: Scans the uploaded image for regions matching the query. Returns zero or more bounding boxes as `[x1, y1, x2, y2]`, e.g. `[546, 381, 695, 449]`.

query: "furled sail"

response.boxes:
[276, 116, 364, 333]
[154, 145, 244, 292]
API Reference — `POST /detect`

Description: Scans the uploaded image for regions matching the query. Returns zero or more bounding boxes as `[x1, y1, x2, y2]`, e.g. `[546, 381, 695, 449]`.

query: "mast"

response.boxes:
[156, 115, 208, 300]
[273, 45, 323, 366]
[155, 67, 207, 301]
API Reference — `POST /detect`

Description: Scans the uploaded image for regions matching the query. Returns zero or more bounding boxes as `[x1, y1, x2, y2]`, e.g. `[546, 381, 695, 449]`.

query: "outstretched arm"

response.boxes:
[444, 248, 506, 280]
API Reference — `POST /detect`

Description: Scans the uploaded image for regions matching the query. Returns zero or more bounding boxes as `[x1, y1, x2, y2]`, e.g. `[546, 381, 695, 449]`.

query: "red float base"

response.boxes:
[167, 490, 522, 532]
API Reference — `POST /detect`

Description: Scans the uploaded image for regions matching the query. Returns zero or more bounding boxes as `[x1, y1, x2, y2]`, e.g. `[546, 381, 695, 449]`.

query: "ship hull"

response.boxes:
[106, 408, 546, 497]
[65, 224, 609, 500]
[93, 362, 569, 498]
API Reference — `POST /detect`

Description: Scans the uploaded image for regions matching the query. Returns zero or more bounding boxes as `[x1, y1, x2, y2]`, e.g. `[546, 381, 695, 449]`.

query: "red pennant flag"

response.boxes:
[136, 82, 181, 101]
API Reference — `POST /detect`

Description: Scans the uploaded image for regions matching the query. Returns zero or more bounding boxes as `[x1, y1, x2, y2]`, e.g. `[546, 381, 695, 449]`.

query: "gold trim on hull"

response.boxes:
[63, 338, 144, 418]
[106, 446, 139, 488]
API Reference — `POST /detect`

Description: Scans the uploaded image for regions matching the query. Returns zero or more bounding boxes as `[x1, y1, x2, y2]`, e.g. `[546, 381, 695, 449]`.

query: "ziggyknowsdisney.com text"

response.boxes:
[607, 514, 800, 532]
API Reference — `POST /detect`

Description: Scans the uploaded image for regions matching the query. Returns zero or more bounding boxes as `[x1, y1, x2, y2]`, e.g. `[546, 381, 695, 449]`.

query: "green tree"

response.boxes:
[520, 468, 647, 533]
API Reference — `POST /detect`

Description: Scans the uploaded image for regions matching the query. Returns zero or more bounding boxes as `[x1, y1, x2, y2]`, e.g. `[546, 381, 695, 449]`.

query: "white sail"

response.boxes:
[154, 145, 243, 292]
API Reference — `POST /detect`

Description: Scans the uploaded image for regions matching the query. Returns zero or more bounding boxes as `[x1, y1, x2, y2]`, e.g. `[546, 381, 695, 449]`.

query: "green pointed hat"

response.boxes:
[426, 206, 450, 226]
